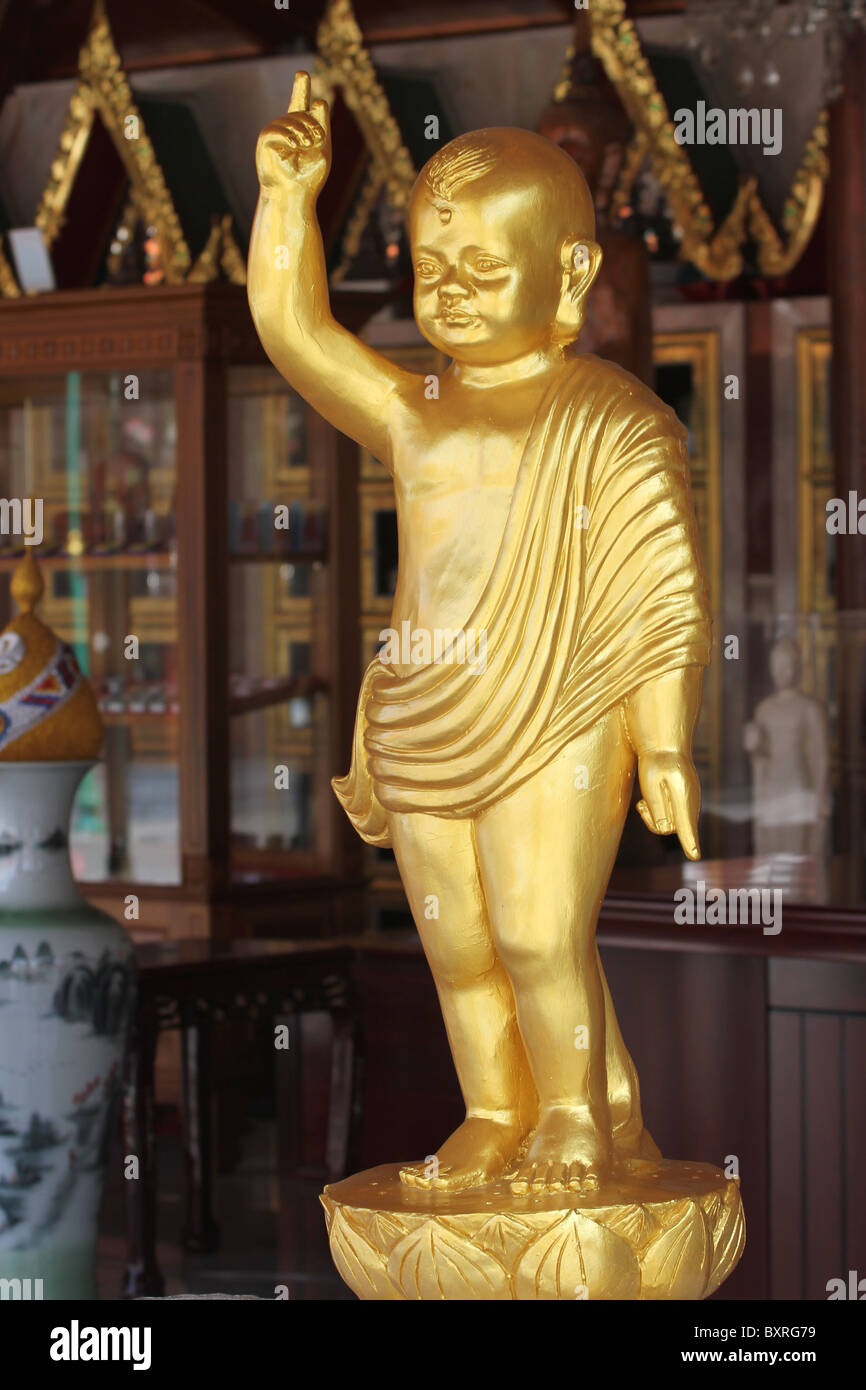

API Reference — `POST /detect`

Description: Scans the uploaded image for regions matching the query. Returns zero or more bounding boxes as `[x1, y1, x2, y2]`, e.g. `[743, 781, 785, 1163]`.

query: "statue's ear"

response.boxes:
[554, 237, 603, 344]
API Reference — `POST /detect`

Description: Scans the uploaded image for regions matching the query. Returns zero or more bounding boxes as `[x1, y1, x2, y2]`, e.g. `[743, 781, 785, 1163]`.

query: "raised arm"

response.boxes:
[248, 71, 410, 464]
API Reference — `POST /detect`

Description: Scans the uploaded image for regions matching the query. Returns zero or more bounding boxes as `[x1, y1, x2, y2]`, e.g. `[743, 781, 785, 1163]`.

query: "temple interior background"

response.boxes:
[0, 0, 864, 1302]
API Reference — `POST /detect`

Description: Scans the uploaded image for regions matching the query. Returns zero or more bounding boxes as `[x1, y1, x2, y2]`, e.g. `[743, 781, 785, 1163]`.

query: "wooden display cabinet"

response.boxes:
[0, 282, 362, 940]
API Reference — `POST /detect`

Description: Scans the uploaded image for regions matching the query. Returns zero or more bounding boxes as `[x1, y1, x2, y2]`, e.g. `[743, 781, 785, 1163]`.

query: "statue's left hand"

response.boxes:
[636, 751, 701, 861]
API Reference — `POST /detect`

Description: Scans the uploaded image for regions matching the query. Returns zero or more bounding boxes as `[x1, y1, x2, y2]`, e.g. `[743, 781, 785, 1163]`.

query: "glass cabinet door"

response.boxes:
[0, 369, 180, 884]
[226, 365, 328, 880]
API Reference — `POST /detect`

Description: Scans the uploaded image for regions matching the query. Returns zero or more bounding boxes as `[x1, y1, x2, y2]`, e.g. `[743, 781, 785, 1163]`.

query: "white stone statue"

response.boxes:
[743, 636, 830, 858]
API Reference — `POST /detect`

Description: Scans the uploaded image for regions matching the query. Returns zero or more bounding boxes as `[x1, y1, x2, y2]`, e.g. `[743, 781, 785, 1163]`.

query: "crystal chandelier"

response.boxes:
[684, 0, 866, 98]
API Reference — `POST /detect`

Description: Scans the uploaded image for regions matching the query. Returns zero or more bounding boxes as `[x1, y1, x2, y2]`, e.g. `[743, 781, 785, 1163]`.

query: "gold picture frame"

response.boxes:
[797, 327, 833, 615]
[270, 621, 317, 754]
[652, 330, 722, 623]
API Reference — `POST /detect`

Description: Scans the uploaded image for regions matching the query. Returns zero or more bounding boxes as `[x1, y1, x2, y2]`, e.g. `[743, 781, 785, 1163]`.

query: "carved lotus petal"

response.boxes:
[705, 1183, 746, 1298]
[328, 1206, 404, 1301]
[471, 1213, 534, 1264]
[592, 1202, 655, 1251]
[703, 1192, 722, 1225]
[355, 1208, 408, 1252]
[513, 1209, 640, 1301]
[441, 1212, 487, 1239]
[640, 1198, 711, 1300]
[388, 1219, 510, 1300]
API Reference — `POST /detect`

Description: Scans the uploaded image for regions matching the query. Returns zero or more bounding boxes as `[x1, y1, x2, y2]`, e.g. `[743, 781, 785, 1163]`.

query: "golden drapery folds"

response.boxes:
[334, 356, 712, 843]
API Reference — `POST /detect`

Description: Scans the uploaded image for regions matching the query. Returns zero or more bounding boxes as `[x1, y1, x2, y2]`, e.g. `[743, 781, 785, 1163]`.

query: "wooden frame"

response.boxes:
[770, 297, 831, 617]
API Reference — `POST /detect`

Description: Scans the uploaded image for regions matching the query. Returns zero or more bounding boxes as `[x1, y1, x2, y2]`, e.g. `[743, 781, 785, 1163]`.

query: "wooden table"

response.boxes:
[122, 938, 362, 1298]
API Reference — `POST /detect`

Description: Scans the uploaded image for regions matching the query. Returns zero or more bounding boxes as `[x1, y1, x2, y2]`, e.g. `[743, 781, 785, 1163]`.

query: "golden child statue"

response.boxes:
[249, 73, 744, 1300]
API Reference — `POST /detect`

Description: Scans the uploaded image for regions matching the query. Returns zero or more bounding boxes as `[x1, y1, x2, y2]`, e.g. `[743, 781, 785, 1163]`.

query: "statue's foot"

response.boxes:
[399, 1115, 525, 1192]
[509, 1104, 612, 1194]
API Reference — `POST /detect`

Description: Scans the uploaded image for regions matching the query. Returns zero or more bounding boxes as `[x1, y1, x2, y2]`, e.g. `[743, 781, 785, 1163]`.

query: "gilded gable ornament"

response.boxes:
[588, 0, 828, 281]
[33, 0, 246, 289]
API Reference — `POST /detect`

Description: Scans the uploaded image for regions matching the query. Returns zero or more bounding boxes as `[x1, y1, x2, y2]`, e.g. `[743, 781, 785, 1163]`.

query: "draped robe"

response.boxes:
[333, 355, 712, 847]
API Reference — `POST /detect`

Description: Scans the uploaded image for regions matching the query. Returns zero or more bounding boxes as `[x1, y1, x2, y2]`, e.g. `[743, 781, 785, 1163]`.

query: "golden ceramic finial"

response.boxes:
[0, 550, 103, 761]
[249, 76, 743, 1300]
[10, 549, 44, 616]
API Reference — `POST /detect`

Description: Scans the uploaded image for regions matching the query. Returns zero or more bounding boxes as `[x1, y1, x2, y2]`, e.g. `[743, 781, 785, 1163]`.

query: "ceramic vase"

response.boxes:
[0, 761, 135, 1299]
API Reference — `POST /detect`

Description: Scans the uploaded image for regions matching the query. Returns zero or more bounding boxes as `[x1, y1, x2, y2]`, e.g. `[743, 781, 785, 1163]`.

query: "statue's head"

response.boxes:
[770, 636, 802, 691]
[409, 128, 602, 364]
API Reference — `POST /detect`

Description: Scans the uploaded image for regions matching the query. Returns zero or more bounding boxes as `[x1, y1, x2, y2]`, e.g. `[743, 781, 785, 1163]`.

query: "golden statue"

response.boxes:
[249, 73, 744, 1300]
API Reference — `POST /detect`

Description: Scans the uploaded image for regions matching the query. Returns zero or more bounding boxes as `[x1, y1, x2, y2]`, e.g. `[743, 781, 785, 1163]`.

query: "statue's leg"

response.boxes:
[475, 705, 634, 1193]
[389, 808, 535, 1191]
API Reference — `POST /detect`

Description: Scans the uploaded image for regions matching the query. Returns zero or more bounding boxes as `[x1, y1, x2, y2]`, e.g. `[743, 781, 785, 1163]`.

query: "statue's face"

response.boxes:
[410, 182, 564, 365]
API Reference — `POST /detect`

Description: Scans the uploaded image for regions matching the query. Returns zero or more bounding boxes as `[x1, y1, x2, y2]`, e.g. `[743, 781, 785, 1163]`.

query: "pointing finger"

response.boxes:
[288, 70, 311, 113]
[636, 798, 658, 834]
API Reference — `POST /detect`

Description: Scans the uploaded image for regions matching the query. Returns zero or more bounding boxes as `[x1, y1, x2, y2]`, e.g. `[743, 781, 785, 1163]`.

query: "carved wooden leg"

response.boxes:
[180, 1018, 220, 1254]
[122, 1014, 164, 1297]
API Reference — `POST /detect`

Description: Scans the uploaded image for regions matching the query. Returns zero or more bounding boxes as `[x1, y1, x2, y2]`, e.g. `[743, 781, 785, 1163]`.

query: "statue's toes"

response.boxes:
[547, 1162, 569, 1191]
[530, 1162, 551, 1193]
[509, 1164, 534, 1195]
[566, 1162, 600, 1193]
[398, 1164, 427, 1188]
[431, 1166, 459, 1189]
